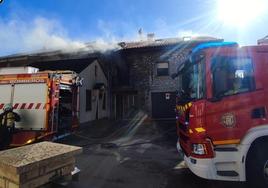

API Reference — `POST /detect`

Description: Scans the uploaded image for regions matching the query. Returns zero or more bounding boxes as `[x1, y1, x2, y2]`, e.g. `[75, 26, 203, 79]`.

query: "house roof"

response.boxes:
[0, 36, 222, 64]
[118, 36, 223, 50]
[0, 49, 100, 66]
[31, 57, 98, 73]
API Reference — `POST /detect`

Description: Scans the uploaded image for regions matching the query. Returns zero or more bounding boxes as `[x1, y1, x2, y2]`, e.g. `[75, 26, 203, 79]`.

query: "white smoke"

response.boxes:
[84, 38, 121, 53]
[0, 17, 120, 56]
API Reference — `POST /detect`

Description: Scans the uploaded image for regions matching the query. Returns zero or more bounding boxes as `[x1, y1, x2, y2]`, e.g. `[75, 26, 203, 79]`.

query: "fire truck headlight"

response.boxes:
[192, 144, 206, 155]
[26, 139, 35, 144]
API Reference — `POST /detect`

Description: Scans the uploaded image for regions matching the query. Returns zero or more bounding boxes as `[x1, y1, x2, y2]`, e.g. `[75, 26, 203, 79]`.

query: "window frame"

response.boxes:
[156, 61, 169, 76]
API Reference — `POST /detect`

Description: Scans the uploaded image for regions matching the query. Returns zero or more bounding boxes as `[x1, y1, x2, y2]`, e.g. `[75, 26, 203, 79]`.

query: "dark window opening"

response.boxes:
[212, 56, 255, 98]
[95, 65, 98, 78]
[102, 93, 106, 110]
[157, 62, 169, 76]
[86, 90, 92, 111]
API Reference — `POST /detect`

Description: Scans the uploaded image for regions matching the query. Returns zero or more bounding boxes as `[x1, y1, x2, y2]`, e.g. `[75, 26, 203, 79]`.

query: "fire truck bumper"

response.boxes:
[184, 154, 244, 181]
[184, 155, 215, 179]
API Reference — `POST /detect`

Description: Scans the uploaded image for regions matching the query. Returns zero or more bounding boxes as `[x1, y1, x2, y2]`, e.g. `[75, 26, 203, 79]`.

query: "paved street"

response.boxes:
[57, 118, 247, 188]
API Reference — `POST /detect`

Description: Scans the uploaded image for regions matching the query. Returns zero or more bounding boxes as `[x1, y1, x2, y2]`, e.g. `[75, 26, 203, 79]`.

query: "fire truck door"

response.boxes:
[205, 56, 264, 144]
[205, 92, 264, 144]
[0, 84, 13, 109]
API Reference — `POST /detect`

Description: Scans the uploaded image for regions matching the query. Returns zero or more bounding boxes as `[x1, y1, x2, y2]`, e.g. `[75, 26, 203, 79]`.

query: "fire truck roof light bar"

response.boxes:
[171, 42, 239, 79]
[191, 42, 238, 54]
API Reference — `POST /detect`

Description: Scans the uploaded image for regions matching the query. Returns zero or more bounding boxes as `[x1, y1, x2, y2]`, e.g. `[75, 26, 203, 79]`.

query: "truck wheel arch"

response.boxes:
[245, 136, 268, 186]
[240, 125, 268, 181]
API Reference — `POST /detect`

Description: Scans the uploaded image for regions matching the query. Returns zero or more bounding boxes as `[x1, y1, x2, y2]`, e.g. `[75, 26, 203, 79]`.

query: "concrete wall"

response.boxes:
[79, 60, 109, 123]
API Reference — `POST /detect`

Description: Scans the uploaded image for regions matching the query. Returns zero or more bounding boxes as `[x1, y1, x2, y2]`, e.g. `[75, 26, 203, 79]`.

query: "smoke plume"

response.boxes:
[0, 17, 120, 56]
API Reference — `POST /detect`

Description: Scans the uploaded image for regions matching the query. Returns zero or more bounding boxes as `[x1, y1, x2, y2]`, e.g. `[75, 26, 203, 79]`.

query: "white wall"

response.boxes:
[0, 67, 39, 74]
[79, 60, 109, 123]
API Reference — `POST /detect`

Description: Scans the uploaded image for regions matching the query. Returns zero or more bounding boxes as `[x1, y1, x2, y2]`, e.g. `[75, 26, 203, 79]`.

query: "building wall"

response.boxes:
[123, 48, 190, 116]
[79, 60, 109, 123]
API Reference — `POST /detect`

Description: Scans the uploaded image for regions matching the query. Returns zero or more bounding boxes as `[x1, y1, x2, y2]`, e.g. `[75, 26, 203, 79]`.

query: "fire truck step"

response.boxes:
[217, 171, 239, 177]
[214, 147, 238, 152]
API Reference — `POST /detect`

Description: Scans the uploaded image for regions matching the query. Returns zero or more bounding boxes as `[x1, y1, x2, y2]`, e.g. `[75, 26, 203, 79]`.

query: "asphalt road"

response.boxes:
[57, 119, 247, 188]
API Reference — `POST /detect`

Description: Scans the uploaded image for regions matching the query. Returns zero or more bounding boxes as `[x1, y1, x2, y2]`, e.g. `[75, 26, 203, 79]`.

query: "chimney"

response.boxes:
[138, 28, 143, 41]
[147, 33, 155, 41]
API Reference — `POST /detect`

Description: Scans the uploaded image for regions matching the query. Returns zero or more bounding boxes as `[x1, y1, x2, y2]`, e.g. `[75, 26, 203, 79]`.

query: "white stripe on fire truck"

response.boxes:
[0, 103, 46, 110]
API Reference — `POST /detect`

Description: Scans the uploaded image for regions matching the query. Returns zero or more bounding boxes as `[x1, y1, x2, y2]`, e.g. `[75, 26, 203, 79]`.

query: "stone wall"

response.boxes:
[121, 47, 191, 114]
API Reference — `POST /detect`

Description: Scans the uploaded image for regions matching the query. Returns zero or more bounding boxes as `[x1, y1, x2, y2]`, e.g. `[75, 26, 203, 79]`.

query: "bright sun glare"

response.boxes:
[217, 0, 267, 27]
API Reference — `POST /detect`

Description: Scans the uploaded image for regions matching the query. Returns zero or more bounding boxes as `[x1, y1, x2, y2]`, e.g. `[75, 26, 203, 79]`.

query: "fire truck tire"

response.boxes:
[246, 138, 268, 188]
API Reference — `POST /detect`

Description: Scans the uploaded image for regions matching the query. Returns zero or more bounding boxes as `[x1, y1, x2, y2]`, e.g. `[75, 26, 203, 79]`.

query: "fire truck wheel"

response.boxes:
[246, 139, 268, 188]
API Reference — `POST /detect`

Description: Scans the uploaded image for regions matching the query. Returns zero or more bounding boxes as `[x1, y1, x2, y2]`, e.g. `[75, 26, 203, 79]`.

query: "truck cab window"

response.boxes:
[212, 57, 255, 98]
[179, 59, 205, 100]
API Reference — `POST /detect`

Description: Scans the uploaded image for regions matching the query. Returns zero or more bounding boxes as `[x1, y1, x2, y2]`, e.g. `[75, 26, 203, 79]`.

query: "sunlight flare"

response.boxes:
[217, 0, 267, 27]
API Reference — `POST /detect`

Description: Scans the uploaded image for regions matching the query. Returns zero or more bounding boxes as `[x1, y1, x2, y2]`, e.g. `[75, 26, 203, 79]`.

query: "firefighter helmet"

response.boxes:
[3, 103, 13, 112]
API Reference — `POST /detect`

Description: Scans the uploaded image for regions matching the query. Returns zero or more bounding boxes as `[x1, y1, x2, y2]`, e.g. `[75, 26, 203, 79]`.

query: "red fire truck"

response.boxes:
[0, 68, 82, 148]
[174, 42, 268, 187]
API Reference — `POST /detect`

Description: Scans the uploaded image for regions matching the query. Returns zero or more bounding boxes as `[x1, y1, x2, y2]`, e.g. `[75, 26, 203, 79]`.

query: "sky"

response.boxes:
[0, 0, 268, 56]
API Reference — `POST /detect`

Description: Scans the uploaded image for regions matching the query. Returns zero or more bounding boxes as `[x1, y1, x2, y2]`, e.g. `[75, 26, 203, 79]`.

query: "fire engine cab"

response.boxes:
[174, 42, 268, 187]
[0, 67, 82, 148]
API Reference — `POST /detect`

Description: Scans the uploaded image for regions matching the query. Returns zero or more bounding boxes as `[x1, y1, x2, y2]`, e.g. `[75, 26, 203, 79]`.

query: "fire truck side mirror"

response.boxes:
[75, 77, 83, 87]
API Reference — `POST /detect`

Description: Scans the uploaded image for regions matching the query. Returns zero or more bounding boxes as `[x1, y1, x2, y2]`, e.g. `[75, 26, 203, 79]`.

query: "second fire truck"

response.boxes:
[174, 42, 268, 187]
[0, 68, 82, 148]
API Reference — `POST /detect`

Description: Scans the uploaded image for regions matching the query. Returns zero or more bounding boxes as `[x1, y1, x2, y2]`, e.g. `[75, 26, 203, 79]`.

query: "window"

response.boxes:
[179, 59, 205, 100]
[211, 56, 255, 98]
[86, 90, 92, 111]
[156, 62, 169, 76]
[102, 93, 106, 110]
[95, 65, 98, 78]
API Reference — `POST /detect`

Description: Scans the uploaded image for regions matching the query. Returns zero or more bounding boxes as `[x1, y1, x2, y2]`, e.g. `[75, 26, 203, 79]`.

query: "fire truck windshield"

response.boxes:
[178, 58, 205, 101]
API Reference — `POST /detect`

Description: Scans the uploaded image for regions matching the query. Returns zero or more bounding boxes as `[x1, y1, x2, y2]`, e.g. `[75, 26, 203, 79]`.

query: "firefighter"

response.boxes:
[0, 103, 20, 150]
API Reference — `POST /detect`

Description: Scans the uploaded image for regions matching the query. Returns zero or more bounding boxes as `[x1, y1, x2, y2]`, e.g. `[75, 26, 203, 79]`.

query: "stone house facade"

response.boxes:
[116, 37, 222, 119]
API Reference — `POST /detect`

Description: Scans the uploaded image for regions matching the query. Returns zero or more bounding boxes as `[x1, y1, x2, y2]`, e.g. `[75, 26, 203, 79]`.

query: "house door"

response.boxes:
[151, 92, 176, 119]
